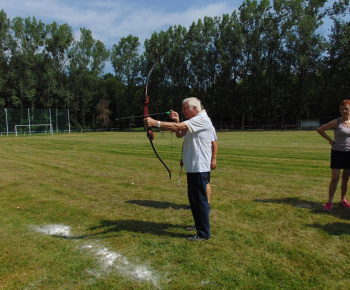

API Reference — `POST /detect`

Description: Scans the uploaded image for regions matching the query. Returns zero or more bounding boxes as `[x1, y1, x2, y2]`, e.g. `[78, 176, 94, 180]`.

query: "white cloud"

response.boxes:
[2, 0, 239, 47]
[94, 2, 239, 47]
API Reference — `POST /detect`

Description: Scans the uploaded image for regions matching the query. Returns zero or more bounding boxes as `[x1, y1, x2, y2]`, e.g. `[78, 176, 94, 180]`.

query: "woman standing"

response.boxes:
[317, 100, 350, 211]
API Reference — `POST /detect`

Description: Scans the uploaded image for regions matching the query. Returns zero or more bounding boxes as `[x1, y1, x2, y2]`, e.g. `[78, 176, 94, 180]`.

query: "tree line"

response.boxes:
[0, 0, 349, 130]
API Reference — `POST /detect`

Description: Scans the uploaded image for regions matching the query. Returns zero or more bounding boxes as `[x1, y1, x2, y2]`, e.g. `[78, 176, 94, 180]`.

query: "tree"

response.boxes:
[0, 10, 10, 108]
[187, 17, 217, 103]
[40, 21, 74, 108]
[111, 34, 141, 85]
[165, 25, 191, 107]
[325, 20, 350, 108]
[275, 0, 327, 121]
[8, 16, 46, 110]
[143, 31, 170, 115]
[96, 99, 111, 128]
[110, 35, 142, 124]
[214, 12, 243, 129]
[318, 0, 350, 120]
[238, 0, 271, 129]
[68, 28, 109, 127]
[258, 8, 285, 127]
[1, 4, 350, 130]
[102, 74, 124, 126]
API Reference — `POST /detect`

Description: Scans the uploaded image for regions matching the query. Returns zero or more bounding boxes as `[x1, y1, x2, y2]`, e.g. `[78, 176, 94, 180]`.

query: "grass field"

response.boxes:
[1, 131, 350, 289]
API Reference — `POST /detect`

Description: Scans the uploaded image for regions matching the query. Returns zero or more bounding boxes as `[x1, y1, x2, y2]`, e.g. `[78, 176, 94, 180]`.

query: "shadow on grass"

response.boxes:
[255, 197, 350, 218]
[255, 197, 350, 235]
[254, 197, 322, 210]
[307, 222, 350, 236]
[126, 199, 189, 210]
[61, 220, 189, 240]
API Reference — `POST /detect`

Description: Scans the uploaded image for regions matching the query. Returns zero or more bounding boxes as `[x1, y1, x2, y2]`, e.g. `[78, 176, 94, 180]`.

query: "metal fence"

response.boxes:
[0, 108, 70, 136]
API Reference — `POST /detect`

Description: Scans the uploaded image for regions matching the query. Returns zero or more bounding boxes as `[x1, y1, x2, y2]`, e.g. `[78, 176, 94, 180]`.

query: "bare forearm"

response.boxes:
[211, 141, 218, 169]
[316, 119, 337, 146]
[144, 117, 188, 137]
[212, 141, 218, 159]
[316, 128, 334, 145]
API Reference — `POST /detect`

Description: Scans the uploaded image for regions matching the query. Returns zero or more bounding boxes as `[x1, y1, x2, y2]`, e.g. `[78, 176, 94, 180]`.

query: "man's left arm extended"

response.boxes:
[143, 117, 188, 138]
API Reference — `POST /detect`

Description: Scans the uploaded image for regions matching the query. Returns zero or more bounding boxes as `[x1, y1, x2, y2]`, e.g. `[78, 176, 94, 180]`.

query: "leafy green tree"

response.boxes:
[102, 74, 124, 125]
[110, 35, 142, 123]
[325, 20, 350, 109]
[165, 25, 191, 106]
[0, 10, 11, 108]
[275, 0, 327, 122]
[144, 28, 189, 115]
[238, 0, 271, 129]
[327, 0, 350, 18]
[40, 21, 74, 108]
[317, 0, 350, 120]
[258, 7, 285, 127]
[143, 31, 167, 116]
[68, 28, 109, 127]
[187, 16, 217, 104]
[111, 34, 141, 85]
[2, 3, 350, 130]
[214, 12, 243, 129]
[8, 16, 46, 110]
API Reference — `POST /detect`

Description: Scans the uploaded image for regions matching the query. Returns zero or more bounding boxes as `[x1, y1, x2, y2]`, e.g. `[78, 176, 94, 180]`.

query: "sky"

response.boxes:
[1, 0, 348, 73]
[1, 0, 244, 48]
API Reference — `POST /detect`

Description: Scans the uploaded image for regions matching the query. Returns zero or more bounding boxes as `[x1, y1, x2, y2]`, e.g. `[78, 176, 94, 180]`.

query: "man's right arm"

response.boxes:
[211, 140, 218, 170]
[169, 110, 188, 138]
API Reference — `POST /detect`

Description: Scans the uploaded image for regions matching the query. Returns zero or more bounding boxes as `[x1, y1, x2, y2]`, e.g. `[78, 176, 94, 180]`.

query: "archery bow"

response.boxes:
[143, 50, 172, 179]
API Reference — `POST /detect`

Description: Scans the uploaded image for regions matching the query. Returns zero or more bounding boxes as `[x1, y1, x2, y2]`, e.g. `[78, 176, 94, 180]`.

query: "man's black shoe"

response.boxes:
[185, 225, 196, 231]
[187, 235, 210, 241]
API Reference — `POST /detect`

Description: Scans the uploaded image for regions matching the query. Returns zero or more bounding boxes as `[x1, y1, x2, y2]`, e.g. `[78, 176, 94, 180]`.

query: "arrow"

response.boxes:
[116, 111, 170, 121]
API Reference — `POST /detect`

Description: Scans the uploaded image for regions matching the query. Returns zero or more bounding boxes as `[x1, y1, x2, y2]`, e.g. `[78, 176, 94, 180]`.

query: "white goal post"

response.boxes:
[15, 124, 53, 136]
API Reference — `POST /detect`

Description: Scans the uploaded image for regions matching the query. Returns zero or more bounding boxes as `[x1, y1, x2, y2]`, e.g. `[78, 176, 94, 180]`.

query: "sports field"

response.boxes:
[1, 131, 350, 288]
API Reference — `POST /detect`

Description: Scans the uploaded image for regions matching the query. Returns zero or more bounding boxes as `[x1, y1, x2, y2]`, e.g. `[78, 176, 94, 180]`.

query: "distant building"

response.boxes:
[300, 119, 320, 130]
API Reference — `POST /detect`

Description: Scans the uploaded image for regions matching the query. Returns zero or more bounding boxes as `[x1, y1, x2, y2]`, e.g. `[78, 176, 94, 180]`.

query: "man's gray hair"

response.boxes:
[183, 97, 202, 112]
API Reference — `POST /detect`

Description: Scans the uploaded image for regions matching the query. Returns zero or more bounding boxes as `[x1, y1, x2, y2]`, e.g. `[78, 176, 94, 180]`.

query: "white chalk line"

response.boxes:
[33, 224, 159, 287]
[34, 224, 71, 236]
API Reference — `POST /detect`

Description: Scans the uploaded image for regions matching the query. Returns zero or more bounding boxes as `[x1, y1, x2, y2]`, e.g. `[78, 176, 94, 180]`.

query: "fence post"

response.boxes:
[28, 108, 31, 136]
[5, 108, 8, 136]
[68, 109, 71, 134]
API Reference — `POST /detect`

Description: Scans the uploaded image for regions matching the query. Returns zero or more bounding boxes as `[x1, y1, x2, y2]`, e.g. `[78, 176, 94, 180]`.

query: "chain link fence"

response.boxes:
[0, 108, 70, 136]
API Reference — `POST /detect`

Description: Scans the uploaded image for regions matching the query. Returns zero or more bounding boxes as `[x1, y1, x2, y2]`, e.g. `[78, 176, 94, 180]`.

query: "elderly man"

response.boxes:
[144, 97, 214, 241]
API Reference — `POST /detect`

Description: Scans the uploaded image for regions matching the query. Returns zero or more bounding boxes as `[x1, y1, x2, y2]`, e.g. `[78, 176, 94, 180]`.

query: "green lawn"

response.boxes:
[1, 131, 350, 288]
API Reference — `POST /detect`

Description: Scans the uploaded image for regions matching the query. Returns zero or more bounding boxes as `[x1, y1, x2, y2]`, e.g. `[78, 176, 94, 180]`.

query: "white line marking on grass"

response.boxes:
[34, 224, 71, 236]
[81, 243, 158, 286]
[33, 224, 159, 287]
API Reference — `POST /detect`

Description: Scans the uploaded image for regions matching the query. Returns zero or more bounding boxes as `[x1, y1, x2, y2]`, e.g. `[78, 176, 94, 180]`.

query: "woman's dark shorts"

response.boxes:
[331, 150, 350, 169]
